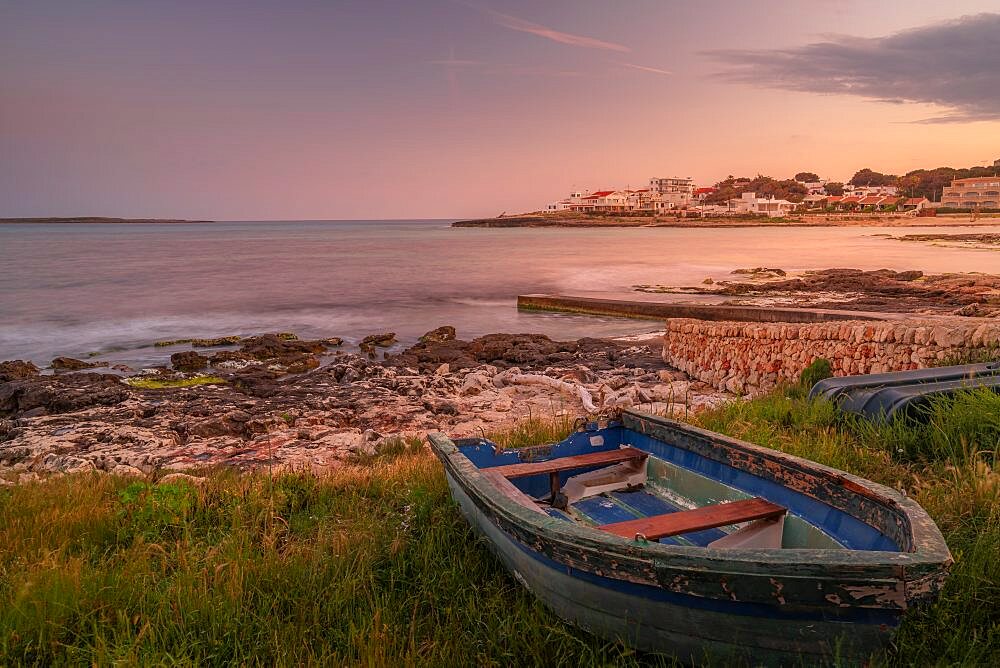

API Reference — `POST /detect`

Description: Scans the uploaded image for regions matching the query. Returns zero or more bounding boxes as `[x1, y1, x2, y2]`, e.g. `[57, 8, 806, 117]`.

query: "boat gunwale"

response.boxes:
[428, 409, 952, 610]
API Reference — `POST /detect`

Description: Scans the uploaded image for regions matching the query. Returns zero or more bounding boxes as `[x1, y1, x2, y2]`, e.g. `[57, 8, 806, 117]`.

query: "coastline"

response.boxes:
[453, 212, 1000, 228]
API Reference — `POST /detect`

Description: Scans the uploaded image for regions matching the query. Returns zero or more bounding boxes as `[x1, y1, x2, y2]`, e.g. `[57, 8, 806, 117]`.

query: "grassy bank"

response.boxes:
[1, 390, 997, 665]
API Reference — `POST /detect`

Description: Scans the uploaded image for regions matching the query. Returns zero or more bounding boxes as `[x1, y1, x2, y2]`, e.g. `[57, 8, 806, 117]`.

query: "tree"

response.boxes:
[848, 168, 897, 187]
[898, 164, 999, 200]
[795, 172, 820, 183]
[824, 182, 845, 196]
[704, 175, 807, 204]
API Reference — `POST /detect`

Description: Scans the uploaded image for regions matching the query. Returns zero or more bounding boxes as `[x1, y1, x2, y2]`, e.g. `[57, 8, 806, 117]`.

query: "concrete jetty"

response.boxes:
[517, 294, 901, 323]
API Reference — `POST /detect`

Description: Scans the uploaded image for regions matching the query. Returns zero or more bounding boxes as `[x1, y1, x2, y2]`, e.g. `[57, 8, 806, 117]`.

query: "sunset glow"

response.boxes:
[2, 1, 999, 219]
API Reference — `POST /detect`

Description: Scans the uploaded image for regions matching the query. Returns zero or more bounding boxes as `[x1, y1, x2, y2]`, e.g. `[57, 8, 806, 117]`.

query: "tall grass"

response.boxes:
[0, 387, 997, 665]
[0, 451, 653, 666]
[695, 386, 1000, 666]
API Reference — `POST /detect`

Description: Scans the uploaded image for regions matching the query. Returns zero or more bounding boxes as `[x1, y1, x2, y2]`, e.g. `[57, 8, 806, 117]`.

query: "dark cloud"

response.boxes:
[706, 13, 1000, 123]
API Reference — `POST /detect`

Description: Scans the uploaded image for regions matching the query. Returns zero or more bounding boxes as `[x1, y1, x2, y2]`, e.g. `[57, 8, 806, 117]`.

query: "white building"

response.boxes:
[548, 188, 674, 213]
[648, 177, 694, 208]
[729, 192, 797, 217]
[844, 184, 898, 197]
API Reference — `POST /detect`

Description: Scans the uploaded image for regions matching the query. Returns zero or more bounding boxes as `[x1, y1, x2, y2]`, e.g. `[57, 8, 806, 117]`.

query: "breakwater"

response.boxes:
[662, 317, 1000, 395]
[517, 295, 888, 323]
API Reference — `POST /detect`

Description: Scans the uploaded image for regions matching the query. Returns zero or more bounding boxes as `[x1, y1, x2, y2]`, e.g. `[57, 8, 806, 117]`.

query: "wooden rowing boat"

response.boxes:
[428, 410, 951, 665]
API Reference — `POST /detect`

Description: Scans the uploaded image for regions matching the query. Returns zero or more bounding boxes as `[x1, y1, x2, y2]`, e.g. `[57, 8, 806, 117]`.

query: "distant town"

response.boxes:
[545, 159, 1000, 218]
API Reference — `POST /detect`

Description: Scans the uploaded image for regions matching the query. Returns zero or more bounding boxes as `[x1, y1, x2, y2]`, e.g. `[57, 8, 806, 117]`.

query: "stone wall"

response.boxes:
[662, 317, 1000, 395]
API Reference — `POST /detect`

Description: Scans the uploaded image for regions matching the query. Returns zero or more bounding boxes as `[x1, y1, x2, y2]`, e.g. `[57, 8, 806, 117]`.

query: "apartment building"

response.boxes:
[941, 176, 1000, 208]
[648, 177, 694, 208]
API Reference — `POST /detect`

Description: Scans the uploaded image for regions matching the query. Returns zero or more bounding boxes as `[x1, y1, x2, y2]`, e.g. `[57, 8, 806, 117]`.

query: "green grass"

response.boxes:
[125, 375, 227, 389]
[694, 387, 1000, 666]
[0, 388, 997, 666]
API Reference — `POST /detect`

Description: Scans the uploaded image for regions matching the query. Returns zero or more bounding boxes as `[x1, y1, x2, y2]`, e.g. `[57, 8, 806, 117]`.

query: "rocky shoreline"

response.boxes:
[0, 329, 728, 483]
[635, 268, 1000, 315]
[452, 212, 998, 228]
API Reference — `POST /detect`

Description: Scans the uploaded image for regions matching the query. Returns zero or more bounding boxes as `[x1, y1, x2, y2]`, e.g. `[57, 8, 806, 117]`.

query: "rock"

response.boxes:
[158, 472, 205, 486]
[459, 371, 492, 395]
[419, 326, 457, 344]
[361, 332, 397, 347]
[0, 331, 721, 480]
[191, 336, 242, 347]
[284, 355, 320, 374]
[239, 334, 326, 359]
[111, 364, 134, 372]
[731, 267, 786, 278]
[51, 357, 106, 371]
[109, 464, 145, 477]
[423, 397, 459, 415]
[324, 337, 344, 347]
[171, 351, 209, 372]
[702, 277, 714, 285]
[0, 360, 40, 382]
[0, 372, 131, 418]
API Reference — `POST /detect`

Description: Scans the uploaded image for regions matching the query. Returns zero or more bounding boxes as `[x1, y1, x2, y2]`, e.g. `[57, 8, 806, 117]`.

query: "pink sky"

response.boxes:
[2, 1, 998, 219]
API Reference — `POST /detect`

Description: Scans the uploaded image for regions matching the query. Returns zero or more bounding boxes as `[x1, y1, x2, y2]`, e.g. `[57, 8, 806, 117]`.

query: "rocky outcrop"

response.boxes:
[171, 351, 209, 372]
[0, 335, 729, 481]
[419, 326, 456, 344]
[0, 360, 39, 382]
[663, 317, 1000, 395]
[51, 357, 106, 371]
[0, 372, 132, 418]
[360, 333, 397, 349]
[638, 268, 1000, 313]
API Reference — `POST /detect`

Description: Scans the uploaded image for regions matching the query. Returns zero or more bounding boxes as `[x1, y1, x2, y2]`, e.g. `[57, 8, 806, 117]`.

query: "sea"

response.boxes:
[2, 220, 999, 367]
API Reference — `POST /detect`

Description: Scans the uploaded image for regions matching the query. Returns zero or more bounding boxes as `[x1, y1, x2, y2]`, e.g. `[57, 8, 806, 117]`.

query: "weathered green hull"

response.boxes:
[429, 410, 952, 665]
[447, 475, 885, 664]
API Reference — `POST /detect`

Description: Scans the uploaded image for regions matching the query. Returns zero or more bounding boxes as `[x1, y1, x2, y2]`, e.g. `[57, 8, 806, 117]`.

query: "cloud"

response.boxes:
[705, 13, 1000, 123]
[619, 62, 672, 76]
[486, 9, 630, 52]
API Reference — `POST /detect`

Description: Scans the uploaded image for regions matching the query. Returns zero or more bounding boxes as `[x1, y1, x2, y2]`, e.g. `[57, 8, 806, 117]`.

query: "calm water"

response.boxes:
[2, 220, 999, 366]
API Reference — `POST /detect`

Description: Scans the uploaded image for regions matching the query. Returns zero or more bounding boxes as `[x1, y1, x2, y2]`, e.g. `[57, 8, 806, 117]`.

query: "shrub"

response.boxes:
[799, 358, 833, 390]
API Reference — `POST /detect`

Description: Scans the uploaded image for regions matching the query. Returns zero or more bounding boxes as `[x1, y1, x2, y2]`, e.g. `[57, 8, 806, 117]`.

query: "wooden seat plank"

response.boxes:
[597, 497, 785, 541]
[481, 470, 547, 514]
[489, 447, 647, 480]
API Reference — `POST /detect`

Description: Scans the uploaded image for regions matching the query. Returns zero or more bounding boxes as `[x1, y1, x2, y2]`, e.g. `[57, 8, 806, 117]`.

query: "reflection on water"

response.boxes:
[1, 220, 998, 366]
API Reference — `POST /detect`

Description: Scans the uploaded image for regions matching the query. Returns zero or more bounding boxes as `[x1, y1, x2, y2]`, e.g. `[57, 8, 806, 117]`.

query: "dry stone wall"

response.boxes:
[662, 317, 1000, 396]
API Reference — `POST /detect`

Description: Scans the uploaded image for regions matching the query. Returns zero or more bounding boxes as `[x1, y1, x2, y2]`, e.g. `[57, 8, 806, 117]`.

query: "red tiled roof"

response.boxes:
[585, 190, 615, 198]
[694, 187, 716, 194]
[858, 196, 883, 205]
[824, 196, 843, 202]
[879, 197, 901, 204]
[839, 196, 861, 203]
[904, 197, 927, 205]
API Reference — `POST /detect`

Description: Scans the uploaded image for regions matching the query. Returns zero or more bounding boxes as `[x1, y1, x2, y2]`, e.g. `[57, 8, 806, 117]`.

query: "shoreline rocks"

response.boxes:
[0, 360, 39, 382]
[637, 268, 1000, 315]
[0, 332, 729, 483]
[51, 357, 108, 371]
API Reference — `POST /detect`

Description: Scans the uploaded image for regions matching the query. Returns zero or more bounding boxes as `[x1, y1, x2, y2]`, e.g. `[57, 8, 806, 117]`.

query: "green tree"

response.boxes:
[848, 168, 897, 187]
[704, 175, 807, 204]
[794, 172, 820, 182]
[823, 182, 845, 196]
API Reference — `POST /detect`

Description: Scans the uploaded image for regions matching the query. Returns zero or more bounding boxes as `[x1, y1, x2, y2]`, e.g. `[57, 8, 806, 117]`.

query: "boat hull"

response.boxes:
[430, 411, 951, 665]
[447, 473, 890, 664]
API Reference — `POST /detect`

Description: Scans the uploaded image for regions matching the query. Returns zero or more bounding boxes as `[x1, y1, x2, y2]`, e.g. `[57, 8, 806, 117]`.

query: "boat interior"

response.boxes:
[455, 423, 903, 551]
